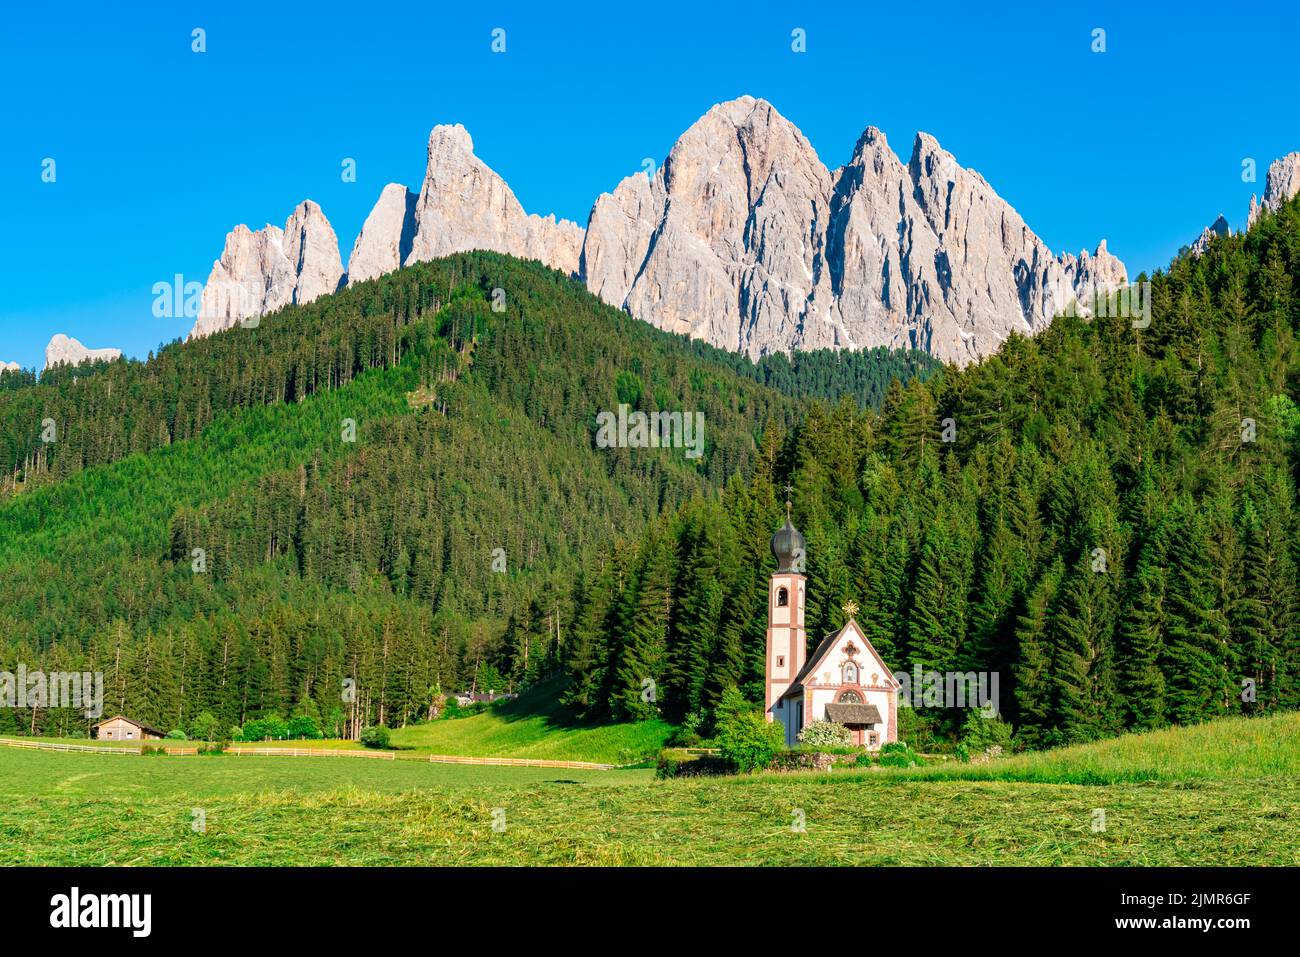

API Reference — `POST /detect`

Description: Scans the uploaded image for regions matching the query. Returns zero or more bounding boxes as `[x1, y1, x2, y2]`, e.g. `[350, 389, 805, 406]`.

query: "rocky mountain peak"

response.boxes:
[428, 123, 475, 155]
[190, 201, 343, 340]
[1189, 214, 1231, 258]
[347, 183, 417, 286]
[403, 122, 584, 276]
[1248, 152, 1300, 227]
[44, 333, 122, 371]
[190, 99, 1134, 366]
[582, 99, 1125, 364]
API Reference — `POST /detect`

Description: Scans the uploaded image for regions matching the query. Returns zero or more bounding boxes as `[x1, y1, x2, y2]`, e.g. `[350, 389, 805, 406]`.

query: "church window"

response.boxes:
[843, 661, 859, 685]
[868, 733, 879, 747]
[777, 587, 789, 607]
[837, 690, 863, 704]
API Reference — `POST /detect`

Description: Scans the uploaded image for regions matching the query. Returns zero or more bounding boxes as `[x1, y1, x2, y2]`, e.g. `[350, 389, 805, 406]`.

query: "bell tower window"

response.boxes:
[777, 587, 789, 607]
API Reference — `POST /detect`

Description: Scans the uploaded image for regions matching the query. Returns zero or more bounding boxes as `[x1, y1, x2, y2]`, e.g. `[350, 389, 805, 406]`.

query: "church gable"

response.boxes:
[788, 619, 897, 696]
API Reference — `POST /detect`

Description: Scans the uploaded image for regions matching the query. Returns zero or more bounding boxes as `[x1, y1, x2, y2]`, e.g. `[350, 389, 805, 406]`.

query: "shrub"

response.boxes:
[877, 741, 921, 768]
[654, 751, 680, 779]
[655, 751, 731, 778]
[960, 711, 1014, 755]
[239, 715, 290, 742]
[854, 752, 873, 768]
[712, 686, 750, 732]
[897, 707, 940, 752]
[716, 709, 786, 773]
[140, 744, 168, 757]
[325, 708, 346, 738]
[668, 711, 705, 748]
[359, 725, 391, 749]
[197, 741, 228, 755]
[287, 715, 323, 740]
[166, 729, 187, 740]
[188, 711, 219, 741]
[797, 720, 853, 748]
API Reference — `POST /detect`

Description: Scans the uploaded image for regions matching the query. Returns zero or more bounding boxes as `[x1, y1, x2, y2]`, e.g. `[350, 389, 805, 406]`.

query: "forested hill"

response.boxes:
[5, 187, 1299, 750]
[0, 252, 930, 737]
[564, 196, 1300, 748]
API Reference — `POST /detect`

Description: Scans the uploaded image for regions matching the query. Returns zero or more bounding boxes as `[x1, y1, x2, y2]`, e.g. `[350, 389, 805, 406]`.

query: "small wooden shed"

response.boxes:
[93, 715, 165, 741]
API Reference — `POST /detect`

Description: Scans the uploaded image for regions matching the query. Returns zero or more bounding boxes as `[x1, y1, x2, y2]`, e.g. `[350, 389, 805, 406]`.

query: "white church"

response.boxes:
[765, 509, 899, 750]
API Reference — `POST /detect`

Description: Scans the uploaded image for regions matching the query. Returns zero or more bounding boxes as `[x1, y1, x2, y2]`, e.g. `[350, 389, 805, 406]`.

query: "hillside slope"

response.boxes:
[560, 195, 1300, 744]
[0, 253, 929, 738]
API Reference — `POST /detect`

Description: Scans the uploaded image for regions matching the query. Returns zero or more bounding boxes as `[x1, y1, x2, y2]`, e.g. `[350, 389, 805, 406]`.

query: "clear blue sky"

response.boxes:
[2, 0, 1297, 370]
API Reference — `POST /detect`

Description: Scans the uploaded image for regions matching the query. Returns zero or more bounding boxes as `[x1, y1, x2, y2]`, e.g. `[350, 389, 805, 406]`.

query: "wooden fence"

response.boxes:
[0, 737, 193, 755]
[226, 746, 395, 760]
[426, 754, 614, 770]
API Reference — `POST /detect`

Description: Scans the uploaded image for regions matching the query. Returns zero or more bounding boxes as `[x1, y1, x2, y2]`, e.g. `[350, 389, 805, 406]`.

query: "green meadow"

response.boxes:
[1, 712, 1296, 866]
[386, 679, 674, 764]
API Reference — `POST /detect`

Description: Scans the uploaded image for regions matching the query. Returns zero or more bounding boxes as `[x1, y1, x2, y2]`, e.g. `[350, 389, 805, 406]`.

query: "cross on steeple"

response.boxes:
[842, 600, 859, 618]
[782, 483, 794, 521]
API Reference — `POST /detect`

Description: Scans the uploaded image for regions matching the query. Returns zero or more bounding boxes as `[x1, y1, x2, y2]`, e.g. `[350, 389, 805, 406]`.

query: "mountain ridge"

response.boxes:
[182, 98, 1300, 369]
[184, 97, 1129, 365]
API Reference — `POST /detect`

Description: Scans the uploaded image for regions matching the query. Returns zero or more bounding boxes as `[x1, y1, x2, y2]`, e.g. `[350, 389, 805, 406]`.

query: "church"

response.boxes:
[765, 508, 899, 750]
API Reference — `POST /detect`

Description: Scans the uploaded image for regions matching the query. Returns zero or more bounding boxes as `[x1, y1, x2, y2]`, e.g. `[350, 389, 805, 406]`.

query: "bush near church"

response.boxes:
[797, 720, 854, 748]
[360, 725, 391, 749]
[716, 708, 787, 773]
[876, 741, 921, 768]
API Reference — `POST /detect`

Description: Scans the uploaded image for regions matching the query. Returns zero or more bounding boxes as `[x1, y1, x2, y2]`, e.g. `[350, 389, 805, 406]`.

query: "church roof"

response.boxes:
[781, 618, 899, 700]
[824, 702, 883, 726]
[784, 629, 843, 693]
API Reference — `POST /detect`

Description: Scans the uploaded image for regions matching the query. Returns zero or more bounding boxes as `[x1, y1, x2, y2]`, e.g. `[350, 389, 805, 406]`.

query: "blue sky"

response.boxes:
[2, 0, 1297, 370]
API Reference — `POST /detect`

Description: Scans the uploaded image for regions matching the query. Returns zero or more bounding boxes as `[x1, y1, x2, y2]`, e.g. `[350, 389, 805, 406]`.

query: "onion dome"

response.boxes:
[771, 516, 806, 574]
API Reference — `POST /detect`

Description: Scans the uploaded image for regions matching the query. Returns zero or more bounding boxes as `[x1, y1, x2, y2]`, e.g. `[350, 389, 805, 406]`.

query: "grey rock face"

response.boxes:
[1248, 152, 1300, 227]
[1, 360, 22, 372]
[580, 96, 1126, 365]
[1189, 214, 1231, 258]
[192, 99, 1135, 366]
[347, 183, 417, 286]
[282, 201, 345, 304]
[190, 200, 343, 340]
[43, 334, 121, 371]
[406, 124, 584, 276]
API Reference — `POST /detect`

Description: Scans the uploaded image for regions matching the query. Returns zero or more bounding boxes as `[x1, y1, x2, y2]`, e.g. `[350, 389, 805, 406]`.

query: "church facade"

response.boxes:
[765, 513, 899, 750]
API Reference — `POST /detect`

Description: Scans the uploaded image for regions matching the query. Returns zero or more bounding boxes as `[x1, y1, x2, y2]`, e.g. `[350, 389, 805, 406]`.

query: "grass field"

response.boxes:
[386, 679, 673, 764]
[12, 678, 673, 766]
[1, 712, 1296, 866]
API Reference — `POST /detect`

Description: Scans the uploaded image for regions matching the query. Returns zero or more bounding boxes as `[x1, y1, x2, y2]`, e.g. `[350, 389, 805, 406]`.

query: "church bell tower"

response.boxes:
[765, 496, 807, 722]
